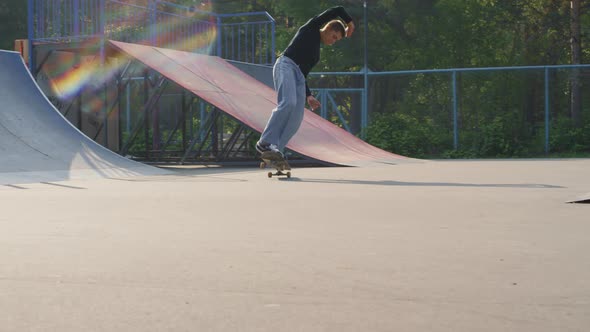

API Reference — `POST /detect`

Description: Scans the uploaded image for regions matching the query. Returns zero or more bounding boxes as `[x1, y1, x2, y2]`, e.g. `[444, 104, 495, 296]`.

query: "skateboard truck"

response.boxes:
[259, 151, 292, 178]
[260, 160, 291, 178]
[259, 152, 291, 178]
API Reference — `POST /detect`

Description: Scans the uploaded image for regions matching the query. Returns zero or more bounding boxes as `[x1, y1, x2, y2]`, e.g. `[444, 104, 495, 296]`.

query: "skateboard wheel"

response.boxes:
[267, 172, 273, 178]
[286, 172, 291, 178]
[260, 162, 266, 169]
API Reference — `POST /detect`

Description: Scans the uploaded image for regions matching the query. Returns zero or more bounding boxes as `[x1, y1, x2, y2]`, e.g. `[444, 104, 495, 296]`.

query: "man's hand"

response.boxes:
[346, 21, 355, 38]
[307, 95, 321, 111]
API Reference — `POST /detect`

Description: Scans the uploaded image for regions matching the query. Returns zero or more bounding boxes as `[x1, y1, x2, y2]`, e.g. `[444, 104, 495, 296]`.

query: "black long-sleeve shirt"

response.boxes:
[282, 6, 353, 96]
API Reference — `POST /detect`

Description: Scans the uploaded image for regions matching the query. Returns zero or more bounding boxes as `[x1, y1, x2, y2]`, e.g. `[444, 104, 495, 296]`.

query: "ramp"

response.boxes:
[0, 50, 168, 185]
[109, 41, 413, 166]
[567, 192, 590, 204]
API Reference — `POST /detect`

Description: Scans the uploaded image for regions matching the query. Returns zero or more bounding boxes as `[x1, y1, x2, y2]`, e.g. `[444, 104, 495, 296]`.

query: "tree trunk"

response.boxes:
[570, 0, 582, 126]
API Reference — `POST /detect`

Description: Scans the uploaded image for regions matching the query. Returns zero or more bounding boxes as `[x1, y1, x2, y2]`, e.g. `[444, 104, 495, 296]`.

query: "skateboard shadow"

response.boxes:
[281, 177, 564, 189]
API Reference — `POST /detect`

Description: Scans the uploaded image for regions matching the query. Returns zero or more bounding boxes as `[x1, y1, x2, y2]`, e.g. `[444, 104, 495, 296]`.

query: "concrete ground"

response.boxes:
[0, 159, 589, 332]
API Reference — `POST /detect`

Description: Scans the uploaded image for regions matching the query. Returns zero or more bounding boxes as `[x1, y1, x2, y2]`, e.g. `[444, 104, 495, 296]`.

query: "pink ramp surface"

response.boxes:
[109, 40, 412, 166]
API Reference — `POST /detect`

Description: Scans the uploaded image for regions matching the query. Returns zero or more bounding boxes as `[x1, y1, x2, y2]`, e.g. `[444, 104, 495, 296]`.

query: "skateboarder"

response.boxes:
[256, 6, 355, 159]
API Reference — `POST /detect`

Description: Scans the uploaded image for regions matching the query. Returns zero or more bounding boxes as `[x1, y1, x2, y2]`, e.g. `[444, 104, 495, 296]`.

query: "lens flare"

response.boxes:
[42, 0, 217, 111]
[42, 37, 130, 101]
[151, 1, 217, 54]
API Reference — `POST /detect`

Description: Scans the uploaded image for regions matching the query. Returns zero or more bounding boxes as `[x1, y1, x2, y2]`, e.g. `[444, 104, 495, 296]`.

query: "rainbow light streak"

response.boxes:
[46, 1, 217, 107]
[152, 16, 217, 54]
[46, 49, 130, 102]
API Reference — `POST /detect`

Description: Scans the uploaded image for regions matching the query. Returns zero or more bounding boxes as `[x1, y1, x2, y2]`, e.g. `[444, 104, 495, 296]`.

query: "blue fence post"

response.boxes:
[100, 0, 106, 59]
[52, 1, 57, 39]
[270, 19, 276, 64]
[257, 23, 261, 63]
[362, 69, 368, 139]
[320, 90, 328, 118]
[216, 16, 222, 57]
[99, 0, 108, 147]
[452, 70, 458, 150]
[150, 1, 157, 46]
[361, 0, 368, 139]
[27, 0, 33, 71]
[73, 0, 80, 36]
[200, 101, 206, 142]
[252, 24, 256, 63]
[544, 67, 550, 155]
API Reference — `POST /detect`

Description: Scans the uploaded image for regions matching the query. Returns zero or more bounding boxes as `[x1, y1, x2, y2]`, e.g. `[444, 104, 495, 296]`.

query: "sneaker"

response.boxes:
[267, 144, 281, 154]
[256, 142, 281, 155]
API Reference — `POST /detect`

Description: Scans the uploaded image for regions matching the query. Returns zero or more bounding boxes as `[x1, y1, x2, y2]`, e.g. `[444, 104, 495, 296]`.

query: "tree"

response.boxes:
[0, 0, 27, 51]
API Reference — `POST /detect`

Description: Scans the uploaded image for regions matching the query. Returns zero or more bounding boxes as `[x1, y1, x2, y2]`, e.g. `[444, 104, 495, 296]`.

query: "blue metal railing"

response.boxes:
[28, 0, 104, 42]
[310, 88, 363, 133]
[27, 0, 275, 65]
[311, 64, 590, 153]
[215, 11, 276, 65]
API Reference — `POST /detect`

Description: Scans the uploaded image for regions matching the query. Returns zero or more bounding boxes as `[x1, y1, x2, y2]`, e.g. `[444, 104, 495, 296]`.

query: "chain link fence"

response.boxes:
[311, 66, 590, 158]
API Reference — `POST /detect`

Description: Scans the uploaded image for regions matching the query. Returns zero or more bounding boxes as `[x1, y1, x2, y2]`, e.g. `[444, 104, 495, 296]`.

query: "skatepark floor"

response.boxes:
[1, 159, 589, 332]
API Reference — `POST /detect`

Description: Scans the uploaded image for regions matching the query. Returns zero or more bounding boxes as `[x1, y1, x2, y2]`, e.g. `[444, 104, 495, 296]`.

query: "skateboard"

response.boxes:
[259, 151, 291, 178]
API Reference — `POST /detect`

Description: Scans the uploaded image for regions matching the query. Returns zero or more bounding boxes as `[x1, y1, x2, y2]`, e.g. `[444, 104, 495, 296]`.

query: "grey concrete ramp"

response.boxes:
[0, 50, 167, 185]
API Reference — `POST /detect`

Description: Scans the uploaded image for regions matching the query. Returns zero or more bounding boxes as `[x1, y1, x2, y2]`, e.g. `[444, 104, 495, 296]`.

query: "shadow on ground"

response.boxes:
[281, 177, 564, 189]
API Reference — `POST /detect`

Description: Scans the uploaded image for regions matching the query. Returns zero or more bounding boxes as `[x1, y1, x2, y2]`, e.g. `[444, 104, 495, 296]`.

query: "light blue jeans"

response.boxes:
[259, 56, 306, 153]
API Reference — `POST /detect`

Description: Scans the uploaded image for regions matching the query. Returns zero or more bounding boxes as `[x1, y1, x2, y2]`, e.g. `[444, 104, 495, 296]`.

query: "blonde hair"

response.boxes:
[321, 20, 346, 37]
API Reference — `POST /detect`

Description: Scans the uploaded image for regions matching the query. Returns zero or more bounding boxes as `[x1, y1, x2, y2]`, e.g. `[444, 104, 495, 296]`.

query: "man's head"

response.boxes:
[320, 20, 346, 45]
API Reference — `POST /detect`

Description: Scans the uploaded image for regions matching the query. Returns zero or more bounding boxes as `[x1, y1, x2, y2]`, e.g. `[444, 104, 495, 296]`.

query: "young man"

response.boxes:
[256, 6, 355, 160]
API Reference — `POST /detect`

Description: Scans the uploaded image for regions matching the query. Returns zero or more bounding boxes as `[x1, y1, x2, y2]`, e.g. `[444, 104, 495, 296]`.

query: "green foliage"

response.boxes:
[460, 111, 537, 158]
[0, 0, 27, 50]
[365, 112, 448, 158]
[367, 101, 590, 159]
[550, 116, 590, 154]
[367, 109, 542, 159]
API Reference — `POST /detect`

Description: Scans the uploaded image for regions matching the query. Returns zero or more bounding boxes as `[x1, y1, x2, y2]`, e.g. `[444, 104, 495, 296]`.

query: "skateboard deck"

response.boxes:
[259, 151, 291, 178]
